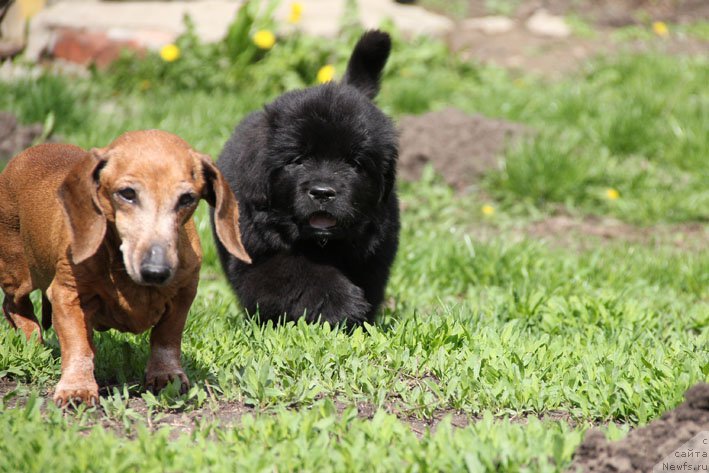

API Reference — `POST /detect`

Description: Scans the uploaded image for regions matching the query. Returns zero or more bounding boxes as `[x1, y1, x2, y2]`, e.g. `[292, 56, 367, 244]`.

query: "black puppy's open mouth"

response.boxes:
[308, 212, 337, 230]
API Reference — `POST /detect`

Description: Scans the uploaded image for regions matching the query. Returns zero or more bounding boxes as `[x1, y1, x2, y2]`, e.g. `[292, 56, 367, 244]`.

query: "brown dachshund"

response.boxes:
[0, 130, 251, 406]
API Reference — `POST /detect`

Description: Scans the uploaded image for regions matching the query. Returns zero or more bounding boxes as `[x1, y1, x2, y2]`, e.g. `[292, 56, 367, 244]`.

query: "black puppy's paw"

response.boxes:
[302, 275, 371, 326]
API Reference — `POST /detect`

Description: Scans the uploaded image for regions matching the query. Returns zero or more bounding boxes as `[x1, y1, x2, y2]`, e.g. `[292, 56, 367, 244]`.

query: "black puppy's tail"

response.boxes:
[342, 30, 391, 100]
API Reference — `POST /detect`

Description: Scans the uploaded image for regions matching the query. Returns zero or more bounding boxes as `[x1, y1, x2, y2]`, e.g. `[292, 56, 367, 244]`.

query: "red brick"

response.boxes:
[52, 28, 144, 67]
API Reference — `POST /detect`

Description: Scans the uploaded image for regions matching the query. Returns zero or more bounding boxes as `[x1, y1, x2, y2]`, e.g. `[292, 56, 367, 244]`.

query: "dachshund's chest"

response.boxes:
[94, 286, 176, 333]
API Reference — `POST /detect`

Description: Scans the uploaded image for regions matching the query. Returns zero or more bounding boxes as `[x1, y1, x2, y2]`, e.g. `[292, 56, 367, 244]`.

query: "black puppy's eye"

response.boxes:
[290, 155, 305, 166]
[116, 187, 137, 203]
[177, 193, 196, 208]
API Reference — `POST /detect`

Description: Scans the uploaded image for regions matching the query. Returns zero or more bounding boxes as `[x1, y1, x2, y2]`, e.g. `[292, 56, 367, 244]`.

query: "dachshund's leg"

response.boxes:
[144, 283, 196, 393]
[48, 279, 99, 407]
[2, 294, 41, 343]
[0, 225, 41, 342]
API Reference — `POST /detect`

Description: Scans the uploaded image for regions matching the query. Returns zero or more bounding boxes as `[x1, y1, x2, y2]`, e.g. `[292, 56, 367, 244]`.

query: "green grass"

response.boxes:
[0, 394, 589, 472]
[418, 0, 469, 18]
[0, 34, 707, 472]
[418, 0, 523, 18]
[613, 21, 709, 42]
[469, 54, 708, 224]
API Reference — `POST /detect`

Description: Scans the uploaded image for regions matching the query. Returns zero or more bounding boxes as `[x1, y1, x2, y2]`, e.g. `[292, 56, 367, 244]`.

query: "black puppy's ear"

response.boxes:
[380, 146, 398, 203]
[342, 30, 391, 100]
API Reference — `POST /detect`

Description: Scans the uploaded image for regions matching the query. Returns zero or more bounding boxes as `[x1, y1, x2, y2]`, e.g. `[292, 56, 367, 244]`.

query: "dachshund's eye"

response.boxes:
[177, 193, 196, 208]
[116, 187, 137, 203]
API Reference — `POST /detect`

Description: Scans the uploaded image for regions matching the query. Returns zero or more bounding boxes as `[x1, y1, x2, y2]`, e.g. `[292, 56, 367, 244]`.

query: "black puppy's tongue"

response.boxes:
[309, 214, 336, 229]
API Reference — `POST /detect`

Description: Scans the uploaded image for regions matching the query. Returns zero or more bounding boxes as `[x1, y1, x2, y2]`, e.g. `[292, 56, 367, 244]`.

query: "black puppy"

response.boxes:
[212, 30, 399, 326]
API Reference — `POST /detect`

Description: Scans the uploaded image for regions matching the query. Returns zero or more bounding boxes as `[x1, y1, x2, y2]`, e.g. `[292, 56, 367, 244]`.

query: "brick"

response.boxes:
[51, 28, 143, 67]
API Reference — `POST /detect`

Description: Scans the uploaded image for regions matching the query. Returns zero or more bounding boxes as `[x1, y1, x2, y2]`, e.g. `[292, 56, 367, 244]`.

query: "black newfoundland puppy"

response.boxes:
[212, 30, 399, 326]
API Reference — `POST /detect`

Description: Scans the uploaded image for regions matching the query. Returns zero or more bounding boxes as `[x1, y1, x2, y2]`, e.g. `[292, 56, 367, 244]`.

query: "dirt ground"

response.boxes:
[0, 378, 598, 440]
[0, 378, 486, 438]
[447, 0, 709, 26]
[432, 0, 709, 77]
[4, 376, 709, 471]
[568, 383, 709, 472]
[397, 108, 528, 190]
[522, 215, 709, 251]
[463, 0, 709, 26]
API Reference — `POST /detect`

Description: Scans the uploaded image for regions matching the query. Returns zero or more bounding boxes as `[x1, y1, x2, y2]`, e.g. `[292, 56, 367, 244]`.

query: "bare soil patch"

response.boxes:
[425, 0, 709, 77]
[513, 0, 709, 28]
[450, 27, 607, 77]
[397, 107, 528, 191]
[455, 0, 709, 27]
[462, 215, 709, 253]
[451, 25, 707, 77]
[523, 215, 708, 251]
[568, 383, 709, 472]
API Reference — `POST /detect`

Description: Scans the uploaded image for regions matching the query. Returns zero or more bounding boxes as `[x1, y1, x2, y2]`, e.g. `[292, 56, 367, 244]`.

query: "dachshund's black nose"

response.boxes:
[140, 245, 172, 284]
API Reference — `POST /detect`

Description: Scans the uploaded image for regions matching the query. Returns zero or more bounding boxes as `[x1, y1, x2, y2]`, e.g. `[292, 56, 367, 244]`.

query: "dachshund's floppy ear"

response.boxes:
[57, 148, 109, 265]
[196, 152, 251, 264]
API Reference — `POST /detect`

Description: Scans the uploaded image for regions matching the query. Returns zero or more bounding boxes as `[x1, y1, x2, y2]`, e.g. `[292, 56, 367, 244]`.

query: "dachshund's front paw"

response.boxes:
[145, 369, 189, 394]
[53, 380, 99, 408]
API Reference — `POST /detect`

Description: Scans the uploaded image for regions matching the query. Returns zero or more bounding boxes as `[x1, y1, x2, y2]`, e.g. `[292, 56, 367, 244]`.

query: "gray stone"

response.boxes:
[462, 16, 514, 35]
[525, 8, 571, 38]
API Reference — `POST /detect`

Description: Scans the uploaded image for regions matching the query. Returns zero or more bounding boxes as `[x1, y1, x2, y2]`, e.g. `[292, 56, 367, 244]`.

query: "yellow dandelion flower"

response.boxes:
[652, 21, 669, 38]
[481, 204, 495, 216]
[605, 188, 620, 200]
[18, 0, 45, 19]
[253, 30, 276, 50]
[288, 2, 303, 24]
[317, 65, 335, 83]
[159, 44, 180, 62]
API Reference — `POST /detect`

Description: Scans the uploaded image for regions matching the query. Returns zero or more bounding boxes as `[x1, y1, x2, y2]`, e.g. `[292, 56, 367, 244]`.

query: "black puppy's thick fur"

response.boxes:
[212, 30, 399, 326]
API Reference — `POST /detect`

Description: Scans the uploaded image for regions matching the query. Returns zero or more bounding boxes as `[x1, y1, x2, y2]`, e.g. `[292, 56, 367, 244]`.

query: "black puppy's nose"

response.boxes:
[140, 245, 172, 284]
[308, 185, 336, 202]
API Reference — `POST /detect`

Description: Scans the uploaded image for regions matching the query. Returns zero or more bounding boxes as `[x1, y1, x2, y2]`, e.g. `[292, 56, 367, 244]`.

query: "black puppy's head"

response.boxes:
[263, 30, 397, 242]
